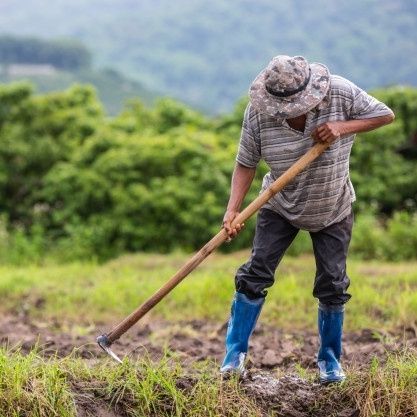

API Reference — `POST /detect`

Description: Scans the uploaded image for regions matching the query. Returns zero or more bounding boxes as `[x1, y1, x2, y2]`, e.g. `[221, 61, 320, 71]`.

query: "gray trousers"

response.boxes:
[235, 208, 353, 305]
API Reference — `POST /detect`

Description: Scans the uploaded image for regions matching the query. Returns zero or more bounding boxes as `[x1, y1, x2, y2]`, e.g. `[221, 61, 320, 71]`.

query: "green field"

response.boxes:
[1, 250, 417, 331]
[1, 251, 416, 416]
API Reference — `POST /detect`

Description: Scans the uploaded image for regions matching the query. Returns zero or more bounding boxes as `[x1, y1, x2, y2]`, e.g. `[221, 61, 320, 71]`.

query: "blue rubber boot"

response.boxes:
[220, 292, 264, 374]
[317, 303, 346, 384]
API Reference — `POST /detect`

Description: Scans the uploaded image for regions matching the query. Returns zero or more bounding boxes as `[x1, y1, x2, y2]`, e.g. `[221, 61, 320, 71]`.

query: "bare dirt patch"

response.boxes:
[2, 315, 415, 368]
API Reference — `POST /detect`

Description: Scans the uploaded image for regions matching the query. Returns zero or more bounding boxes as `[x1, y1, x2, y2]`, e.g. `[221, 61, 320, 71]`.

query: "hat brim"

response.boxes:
[249, 62, 330, 118]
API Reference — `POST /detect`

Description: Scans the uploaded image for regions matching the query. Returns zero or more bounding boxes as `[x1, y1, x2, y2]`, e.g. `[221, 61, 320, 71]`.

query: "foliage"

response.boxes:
[350, 86, 417, 213]
[0, 82, 416, 261]
[0, 82, 103, 228]
[350, 211, 417, 261]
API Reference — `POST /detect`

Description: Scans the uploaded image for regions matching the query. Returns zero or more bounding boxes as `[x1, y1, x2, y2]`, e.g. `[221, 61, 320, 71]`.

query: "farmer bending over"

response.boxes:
[221, 55, 394, 384]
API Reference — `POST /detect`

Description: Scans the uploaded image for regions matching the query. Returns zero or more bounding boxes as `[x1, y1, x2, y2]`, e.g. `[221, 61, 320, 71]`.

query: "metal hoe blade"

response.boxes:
[97, 334, 123, 364]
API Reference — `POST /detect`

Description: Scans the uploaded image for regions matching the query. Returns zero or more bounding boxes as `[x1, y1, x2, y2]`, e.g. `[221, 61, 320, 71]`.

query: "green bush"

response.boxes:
[0, 82, 416, 262]
[349, 212, 387, 260]
[349, 211, 417, 261]
[384, 211, 417, 260]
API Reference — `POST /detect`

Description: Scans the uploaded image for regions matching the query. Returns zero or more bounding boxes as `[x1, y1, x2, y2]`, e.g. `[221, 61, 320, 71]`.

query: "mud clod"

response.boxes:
[244, 373, 318, 416]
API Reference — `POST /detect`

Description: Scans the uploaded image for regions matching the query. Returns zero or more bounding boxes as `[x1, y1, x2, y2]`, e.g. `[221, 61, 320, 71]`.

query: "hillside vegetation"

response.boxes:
[0, 0, 416, 112]
[0, 82, 416, 262]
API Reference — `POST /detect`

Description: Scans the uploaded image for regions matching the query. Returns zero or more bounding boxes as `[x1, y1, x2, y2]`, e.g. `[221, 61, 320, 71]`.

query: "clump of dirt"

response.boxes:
[242, 371, 359, 417]
[71, 379, 121, 417]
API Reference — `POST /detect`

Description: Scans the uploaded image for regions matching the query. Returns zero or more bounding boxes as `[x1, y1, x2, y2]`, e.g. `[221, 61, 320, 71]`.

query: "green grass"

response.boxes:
[0, 348, 76, 417]
[343, 352, 417, 416]
[0, 348, 261, 417]
[0, 251, 416, 332]
[0, 252, 417, 416]
[1, 347, 416, 417]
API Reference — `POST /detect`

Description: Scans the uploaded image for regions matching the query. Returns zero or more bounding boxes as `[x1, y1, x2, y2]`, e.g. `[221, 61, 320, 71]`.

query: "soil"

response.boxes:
[1, 314, 416, 417]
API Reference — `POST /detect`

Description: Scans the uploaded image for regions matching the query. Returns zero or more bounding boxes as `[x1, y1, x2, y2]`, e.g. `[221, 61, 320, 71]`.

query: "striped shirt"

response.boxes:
[236, 75, 394, 231]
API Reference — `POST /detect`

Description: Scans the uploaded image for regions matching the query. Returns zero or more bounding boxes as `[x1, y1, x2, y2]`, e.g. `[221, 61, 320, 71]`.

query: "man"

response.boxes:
[220, 55, 394, 384]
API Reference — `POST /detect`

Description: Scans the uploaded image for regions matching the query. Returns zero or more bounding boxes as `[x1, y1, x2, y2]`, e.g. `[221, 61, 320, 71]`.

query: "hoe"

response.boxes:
[97, 141, 330, 362]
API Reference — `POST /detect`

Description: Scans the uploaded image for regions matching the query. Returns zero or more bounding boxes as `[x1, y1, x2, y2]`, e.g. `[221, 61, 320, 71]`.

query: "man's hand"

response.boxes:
[311, 121, 345, 144]
[222, 209, 244, 242]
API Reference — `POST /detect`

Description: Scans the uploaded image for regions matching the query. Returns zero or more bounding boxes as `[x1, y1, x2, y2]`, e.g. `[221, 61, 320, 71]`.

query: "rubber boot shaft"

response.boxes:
[221, 292, 264, 373]
[317, 303, 345, 383]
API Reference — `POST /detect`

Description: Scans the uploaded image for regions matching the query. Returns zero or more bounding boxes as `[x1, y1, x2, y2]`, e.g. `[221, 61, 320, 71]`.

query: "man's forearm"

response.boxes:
[227, 163, 256, 211]
[340, 113, 395, 136]
[313, 113, 395, 143]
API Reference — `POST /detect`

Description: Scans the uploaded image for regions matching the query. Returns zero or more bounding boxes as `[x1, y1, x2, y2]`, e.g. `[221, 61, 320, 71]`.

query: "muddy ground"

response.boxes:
[1, 314, 416, 417]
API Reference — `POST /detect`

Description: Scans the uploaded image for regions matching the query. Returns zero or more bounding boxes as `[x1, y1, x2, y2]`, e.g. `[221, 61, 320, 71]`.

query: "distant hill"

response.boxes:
[0, 0, 416, 113]
[0, 35, 156, 114]
[0, 66, 156, 115]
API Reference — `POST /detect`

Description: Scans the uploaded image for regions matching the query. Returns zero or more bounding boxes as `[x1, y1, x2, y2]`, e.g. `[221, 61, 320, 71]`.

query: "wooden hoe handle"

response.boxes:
[105, 142, 329, 343]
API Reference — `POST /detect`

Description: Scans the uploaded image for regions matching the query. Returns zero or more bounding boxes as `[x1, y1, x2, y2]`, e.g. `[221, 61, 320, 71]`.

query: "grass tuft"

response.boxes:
[0, 347, 75, 417]
[342, 351, 417, 417]
[1, 346, 416, 416]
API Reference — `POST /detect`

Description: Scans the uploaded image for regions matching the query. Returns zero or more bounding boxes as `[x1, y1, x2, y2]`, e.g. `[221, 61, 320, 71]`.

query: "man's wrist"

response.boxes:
[338, 121, 353, 136]
[226, 203, 240, 212]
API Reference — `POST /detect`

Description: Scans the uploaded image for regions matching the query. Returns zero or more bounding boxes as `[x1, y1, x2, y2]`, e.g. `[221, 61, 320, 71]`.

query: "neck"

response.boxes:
[286, 114, 307, 132]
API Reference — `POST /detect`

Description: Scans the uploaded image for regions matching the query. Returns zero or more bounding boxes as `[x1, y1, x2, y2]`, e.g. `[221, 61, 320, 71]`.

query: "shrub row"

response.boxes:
[0, 83, 416, 262]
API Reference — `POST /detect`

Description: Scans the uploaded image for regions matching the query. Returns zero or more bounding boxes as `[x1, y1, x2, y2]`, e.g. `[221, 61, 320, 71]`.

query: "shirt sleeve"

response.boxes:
[235, 103, 261, 168]
[349, 82, 394, 120]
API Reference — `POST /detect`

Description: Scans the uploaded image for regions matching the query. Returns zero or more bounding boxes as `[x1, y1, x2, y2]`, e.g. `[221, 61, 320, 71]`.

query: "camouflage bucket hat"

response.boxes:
[249, 55, 330, 118]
